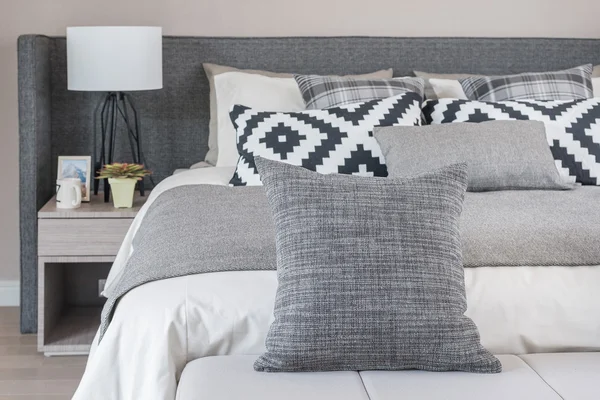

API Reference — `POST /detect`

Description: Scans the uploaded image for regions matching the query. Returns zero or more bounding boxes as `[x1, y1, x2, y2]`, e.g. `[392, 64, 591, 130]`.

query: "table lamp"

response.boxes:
[67, 26, 163, 202]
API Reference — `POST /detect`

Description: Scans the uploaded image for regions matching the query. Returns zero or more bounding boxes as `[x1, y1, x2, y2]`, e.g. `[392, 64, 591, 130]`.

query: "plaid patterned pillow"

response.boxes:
[459, 64, 594, 101]
[295, 75, 424, 109]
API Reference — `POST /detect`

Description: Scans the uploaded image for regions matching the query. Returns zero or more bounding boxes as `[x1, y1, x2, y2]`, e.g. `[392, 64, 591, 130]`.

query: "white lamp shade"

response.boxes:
[67, 26, 163, 91]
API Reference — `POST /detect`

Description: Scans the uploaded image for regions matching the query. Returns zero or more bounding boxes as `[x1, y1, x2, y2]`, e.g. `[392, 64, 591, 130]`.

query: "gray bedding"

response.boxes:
[99, 184, 600, 340]
[462, 186, 600, 267]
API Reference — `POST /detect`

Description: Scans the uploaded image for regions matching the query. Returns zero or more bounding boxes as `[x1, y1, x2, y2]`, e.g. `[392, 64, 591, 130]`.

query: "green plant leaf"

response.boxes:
[96, 163, 152, 180]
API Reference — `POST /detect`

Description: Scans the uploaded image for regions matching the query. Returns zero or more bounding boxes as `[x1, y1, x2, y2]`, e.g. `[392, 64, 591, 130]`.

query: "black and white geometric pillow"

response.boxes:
[423, 98, 600, 185]
[229, 93, 423, 186]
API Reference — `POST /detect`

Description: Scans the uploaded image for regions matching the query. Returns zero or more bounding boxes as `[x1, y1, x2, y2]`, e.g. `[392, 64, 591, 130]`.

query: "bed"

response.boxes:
[18, 36, 600, 399]
[18, 35, 600, 333]
[67, 166, 600, 399]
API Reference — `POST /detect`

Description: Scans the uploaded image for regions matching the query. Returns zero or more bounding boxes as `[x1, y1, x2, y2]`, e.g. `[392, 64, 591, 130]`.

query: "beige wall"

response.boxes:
[1, 0, 599, 282]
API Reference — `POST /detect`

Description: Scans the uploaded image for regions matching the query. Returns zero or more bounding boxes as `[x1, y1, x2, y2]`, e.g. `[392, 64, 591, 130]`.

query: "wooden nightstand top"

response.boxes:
[38, 192, 149, 219]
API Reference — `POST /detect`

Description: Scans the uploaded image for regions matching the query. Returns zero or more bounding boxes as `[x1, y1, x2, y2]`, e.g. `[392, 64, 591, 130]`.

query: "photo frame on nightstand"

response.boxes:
[57, 156, 92, 202]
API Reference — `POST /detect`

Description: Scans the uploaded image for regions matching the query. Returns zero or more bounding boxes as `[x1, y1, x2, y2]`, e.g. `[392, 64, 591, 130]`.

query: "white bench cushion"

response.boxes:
[176, 353, 600, 399]
[176, 355, 369, 400]
[520, 353, 600, 400]
[360, 355, 560, 400]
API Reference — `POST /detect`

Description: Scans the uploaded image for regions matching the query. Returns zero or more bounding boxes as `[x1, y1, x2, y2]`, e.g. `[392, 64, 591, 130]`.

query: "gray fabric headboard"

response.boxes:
[18, 35, 600, 332]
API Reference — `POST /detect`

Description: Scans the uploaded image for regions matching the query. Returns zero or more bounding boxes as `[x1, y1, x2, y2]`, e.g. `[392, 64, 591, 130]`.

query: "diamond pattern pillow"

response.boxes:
[294, 75, 424, 109]
[253, 157, 501, 373]
[422, 98, 600, 185]
[229, 93, 422, 186]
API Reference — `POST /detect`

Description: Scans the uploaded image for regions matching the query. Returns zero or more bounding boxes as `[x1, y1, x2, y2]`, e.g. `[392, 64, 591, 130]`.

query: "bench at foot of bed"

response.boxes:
[176, 353, 600, 400]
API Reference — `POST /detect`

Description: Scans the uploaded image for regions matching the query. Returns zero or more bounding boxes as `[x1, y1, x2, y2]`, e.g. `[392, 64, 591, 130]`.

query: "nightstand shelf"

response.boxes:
[37, 193, 147, 356]
[43, 306, 102, 356]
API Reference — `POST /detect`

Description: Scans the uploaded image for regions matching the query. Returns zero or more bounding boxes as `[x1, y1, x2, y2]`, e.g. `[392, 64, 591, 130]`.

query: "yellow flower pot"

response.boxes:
[108, 178, 137, 208]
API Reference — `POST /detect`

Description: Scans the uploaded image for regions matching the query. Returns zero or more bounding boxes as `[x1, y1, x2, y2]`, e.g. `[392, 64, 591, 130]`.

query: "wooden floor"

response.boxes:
[0, 307, 86, 399]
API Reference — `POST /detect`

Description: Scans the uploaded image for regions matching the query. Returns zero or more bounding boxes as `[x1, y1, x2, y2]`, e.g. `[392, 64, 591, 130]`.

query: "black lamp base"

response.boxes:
[93, 92, 150, 202]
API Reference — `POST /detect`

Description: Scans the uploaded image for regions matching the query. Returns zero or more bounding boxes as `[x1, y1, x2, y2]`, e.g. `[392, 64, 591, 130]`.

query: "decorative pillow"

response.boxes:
[294, 75, 424, 109]
[253, 157, 501, 373]
[229, 93, 423, 186]
[203, 64, 393, 166]
[375, 121, 572, 191]
[427, 64, 593, 102]
[212, 72, 305, 167]
[423, 98, 600, 185]
[418, 65, 600, 99]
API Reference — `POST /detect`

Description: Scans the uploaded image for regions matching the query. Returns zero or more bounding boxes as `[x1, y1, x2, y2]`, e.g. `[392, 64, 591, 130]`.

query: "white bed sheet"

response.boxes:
[76, 267, 600, 400]
[75, 167, 600, 400]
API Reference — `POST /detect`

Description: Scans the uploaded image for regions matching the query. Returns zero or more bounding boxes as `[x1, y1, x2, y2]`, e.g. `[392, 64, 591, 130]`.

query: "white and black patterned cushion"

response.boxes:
[294, 75, 424, 109]
[423, 98, 600, 185]
[229, 93, 422, 186]
[459, 64, 593, 101]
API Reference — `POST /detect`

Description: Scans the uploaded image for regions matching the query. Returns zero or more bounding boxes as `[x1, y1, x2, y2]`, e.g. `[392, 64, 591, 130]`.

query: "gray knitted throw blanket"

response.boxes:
[99, 185, 276, 341]
[99, 184, 600, 341]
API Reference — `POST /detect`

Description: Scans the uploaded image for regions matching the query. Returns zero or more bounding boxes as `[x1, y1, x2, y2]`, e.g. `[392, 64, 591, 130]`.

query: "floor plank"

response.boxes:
[0, 307, 86, 399]
[0, 327, 24, 337]
[0, 335, 37, 346]
[0, 307, 20, 320]
[0, 366, 85, 381]
[0, 345, 38, 356]
[0, 380, 80, 396]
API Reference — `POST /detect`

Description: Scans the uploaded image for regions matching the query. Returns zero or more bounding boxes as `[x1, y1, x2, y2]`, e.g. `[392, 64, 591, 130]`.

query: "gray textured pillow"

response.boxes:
[375, 121, 572, 192]
[254, 157, 501, 373]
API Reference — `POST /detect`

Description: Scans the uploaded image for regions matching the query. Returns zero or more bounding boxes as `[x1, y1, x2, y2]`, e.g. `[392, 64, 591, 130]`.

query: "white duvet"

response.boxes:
[74, 167, 600, 400]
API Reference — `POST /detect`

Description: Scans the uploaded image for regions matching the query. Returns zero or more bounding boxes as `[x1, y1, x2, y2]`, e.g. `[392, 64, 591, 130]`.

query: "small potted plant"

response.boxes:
[96, 163, 151, 208]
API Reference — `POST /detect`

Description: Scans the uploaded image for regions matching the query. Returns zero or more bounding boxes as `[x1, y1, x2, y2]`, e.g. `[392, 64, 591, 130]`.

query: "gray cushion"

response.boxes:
[294, 75, 424, 109]
[253, 157, 501, 373]
[375, 120, 571, 191]
[422, 98, 600, 186]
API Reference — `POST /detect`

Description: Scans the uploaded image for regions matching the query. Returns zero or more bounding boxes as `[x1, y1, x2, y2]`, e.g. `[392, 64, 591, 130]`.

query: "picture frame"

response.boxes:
[57, 156, 92, 202]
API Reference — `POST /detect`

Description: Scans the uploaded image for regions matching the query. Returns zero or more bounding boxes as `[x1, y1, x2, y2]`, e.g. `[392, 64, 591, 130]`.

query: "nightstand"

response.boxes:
[37, 193, 147, 356]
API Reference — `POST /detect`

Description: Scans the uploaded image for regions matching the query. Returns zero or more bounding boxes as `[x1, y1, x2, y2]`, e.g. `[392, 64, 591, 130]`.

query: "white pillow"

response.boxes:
[428, 78, 468, 99]
[214, 72, 305, 167]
